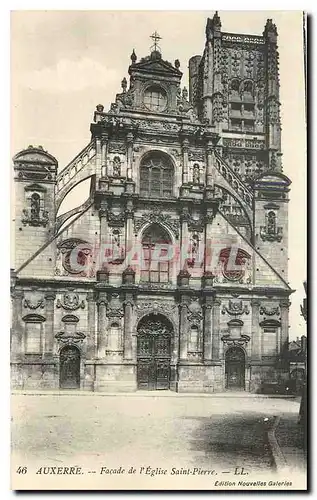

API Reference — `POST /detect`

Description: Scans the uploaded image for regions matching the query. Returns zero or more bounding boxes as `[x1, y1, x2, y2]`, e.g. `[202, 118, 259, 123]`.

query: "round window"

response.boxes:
[143, 86, 167, 112]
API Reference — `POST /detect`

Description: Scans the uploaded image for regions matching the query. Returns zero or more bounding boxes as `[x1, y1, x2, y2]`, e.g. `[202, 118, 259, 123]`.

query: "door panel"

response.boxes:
[137, 334, 171, 390]
[60, 346, 80, 389]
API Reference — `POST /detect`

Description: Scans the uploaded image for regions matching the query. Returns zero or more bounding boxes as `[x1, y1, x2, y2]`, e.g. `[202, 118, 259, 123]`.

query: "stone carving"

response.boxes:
[107, 210, 126, 227]
[187, 310, 203, 324]
[139, 282, 174, 291]
[259, 305, 280, 316]
[23, 297, 45, 310]
[137, 120, 180, 133]
[112, 156, 121, 177]
[57, 239, 94, 277]
[56, 292, 85, 311]
[212, 92, 224, 123]
[134, 209, 179, 238]
[188, 217, 204, 233]
[109, 142, 126, 154]
[55, 331, 86, 345]
[22, 208, 49, 228]
[260, 210, 283, 242]
[219, 247, 251, 282]
[107, 307, 124, 318]
[221, 334, 250, 347]
[222, 300, 250, 316]
[136, 301, 177, 318]
[188, 150, 205, 162]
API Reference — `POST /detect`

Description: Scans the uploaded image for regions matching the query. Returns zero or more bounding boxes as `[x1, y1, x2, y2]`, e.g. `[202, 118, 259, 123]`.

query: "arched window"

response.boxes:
[140, 154, 173, 198]
[140, 224, 171, 283]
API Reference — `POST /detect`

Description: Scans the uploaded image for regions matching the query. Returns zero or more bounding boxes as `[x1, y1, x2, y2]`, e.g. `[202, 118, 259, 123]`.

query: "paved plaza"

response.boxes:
[11, 393, 301, 480]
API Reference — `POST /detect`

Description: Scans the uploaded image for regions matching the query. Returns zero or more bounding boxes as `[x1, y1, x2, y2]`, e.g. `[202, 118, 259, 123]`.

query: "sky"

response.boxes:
[10, 10, 307, 340]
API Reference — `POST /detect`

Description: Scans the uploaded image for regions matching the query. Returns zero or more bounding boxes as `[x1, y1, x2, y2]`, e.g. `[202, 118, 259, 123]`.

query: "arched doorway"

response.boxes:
[225, 346, 245, 390]
[59, 345, 80, 389]
[137, 314, 172, 390]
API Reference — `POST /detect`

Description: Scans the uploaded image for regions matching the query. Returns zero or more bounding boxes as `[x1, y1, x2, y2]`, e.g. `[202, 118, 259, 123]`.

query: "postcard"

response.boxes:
[10, 10, 307, 491]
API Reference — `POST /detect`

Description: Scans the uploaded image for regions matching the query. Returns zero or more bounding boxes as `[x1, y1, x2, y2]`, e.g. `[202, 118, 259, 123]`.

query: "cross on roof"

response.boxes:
[150, 31, 162, 52]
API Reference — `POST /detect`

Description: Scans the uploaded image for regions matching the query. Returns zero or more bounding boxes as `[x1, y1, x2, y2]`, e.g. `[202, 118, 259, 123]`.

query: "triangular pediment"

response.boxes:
[129, 54, 182, 78]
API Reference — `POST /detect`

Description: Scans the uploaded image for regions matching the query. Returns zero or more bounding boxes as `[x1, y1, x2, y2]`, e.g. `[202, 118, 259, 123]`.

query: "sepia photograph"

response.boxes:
[10, 9, 307, 490]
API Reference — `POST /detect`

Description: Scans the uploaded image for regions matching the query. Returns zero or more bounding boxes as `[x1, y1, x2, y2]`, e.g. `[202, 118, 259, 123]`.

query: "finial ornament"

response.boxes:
[121, 77, 127, 93]
[150, 31, 162, 53]
[130, 49, 137, 64]
[175, 59, 180, 69]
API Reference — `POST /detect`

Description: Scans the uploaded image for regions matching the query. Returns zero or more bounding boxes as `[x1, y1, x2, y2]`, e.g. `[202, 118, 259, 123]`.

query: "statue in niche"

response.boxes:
[188, 233, 199, 268]
[267, 211, 276, 235]
[30, 193, 41, 220]
[111, 229, 124, 263]
[113, 156, 121, 177]
[193, 164, 200, 185]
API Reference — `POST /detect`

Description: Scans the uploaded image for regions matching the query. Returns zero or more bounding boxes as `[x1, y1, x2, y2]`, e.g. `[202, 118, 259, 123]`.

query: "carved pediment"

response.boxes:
[130, 54, 182, 78]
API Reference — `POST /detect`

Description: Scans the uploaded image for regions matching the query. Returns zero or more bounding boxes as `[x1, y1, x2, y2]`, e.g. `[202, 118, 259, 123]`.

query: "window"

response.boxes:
[244, 103, 255, 113]
[140, 224, 171, 283]
[144, 86, 167, 112]
[231, 102, 242, 112]
[140, 154, 173, 198]
[263, 327, 278, 355]
[23, 314, 45, 354]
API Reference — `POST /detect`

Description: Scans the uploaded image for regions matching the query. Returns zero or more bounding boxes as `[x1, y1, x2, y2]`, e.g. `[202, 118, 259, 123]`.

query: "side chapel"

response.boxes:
[11, 13, 293, 392]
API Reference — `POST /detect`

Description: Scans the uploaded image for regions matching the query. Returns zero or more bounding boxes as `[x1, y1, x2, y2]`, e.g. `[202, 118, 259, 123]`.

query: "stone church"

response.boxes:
[11, 13, 293, 392]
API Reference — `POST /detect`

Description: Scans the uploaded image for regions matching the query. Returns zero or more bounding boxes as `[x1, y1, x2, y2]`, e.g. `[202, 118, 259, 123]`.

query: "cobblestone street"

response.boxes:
[11, 393, 302, 489]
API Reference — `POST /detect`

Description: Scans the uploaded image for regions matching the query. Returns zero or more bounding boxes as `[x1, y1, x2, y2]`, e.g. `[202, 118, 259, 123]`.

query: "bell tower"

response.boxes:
[13, 145, 58, 275]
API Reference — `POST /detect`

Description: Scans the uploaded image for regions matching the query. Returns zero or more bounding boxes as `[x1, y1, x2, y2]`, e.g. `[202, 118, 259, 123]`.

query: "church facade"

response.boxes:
[11, 13, 293, 393]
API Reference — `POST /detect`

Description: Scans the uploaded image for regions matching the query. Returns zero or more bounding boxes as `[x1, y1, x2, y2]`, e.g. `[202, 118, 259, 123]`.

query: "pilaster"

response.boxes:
[44, 292, 56, 355]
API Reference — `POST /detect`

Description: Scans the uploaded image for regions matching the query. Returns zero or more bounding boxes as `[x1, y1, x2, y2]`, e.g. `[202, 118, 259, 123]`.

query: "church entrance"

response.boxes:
[137, 314, 172, 390]
[225, 346, 245, 390]
[59, 345, 80, 389]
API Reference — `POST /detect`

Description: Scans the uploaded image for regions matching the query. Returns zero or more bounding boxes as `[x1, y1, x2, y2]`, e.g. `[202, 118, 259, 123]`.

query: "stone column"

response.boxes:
[99, 202, 109, 269]
[101, 132, 109, 178]
[125, 200, 134, 262]
[280, 299, 290, 354]
[181, 138, 189, 184]
[180, 207, 190, 270]
[251, 299, 261, 360]
[206, 142, 215, 188]
[179, 298, 189, 361]
[95, 135, 102, 178]
[44, 292, 56, 355]
[97, 293, 107, 358]
[87, 292, 96, 359]
[11, 289, 24, 356]
[123, 294, 134, 361]
[126, 132, 134, 181]
[212, 298, 221, 360]
[203, 297, 213, 361]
